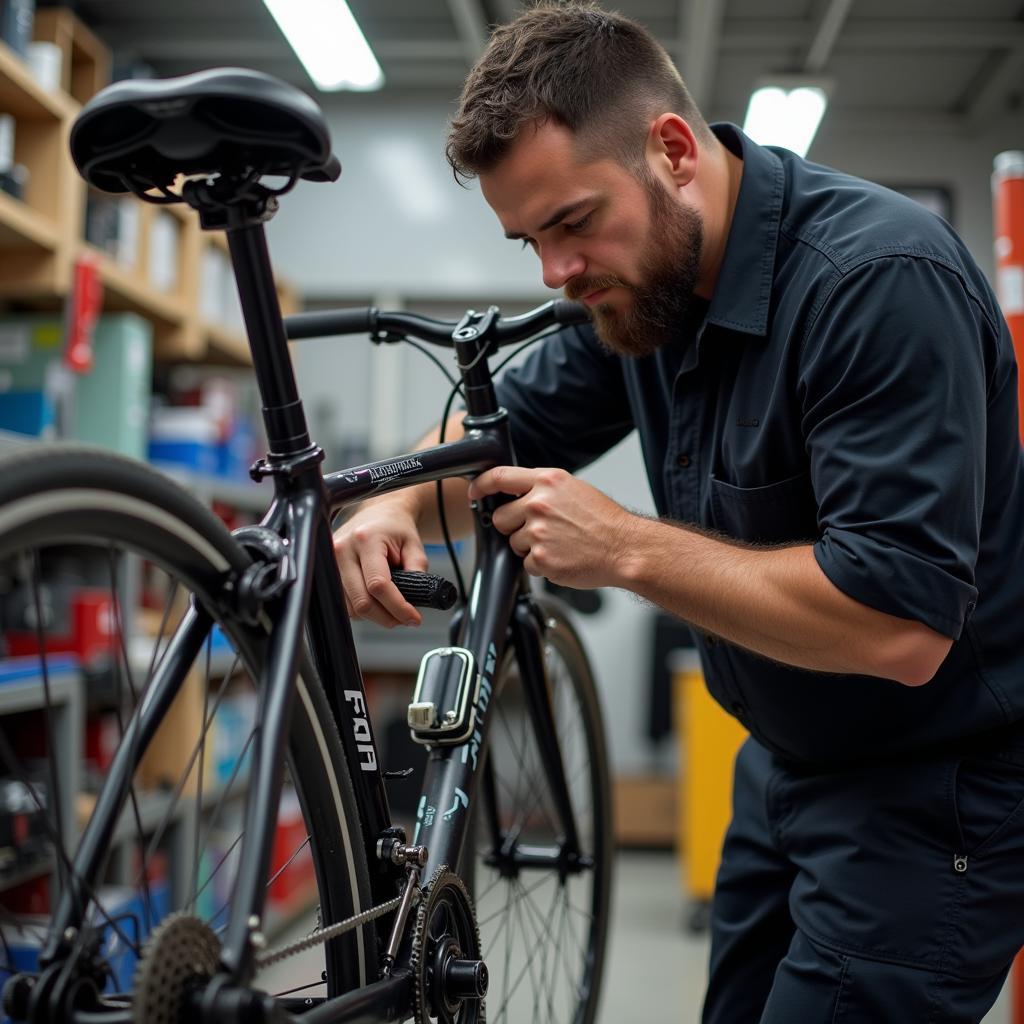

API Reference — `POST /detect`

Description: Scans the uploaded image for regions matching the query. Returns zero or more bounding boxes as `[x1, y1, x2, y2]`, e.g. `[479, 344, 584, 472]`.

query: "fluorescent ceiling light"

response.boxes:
[742, 84, 828, 157]
[263, 0, 383, 92]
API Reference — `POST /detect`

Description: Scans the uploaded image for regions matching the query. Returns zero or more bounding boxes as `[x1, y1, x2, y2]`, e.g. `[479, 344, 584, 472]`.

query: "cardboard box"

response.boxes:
[612, 775, 676, 847]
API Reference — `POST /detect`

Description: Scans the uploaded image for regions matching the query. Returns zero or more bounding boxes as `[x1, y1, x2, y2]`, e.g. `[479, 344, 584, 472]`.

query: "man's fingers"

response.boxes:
[335, 537, 419, 628]
[401, 542, 430, 574]
[365, 567, 422, 628]
[468, 465, 536, 500]
[490, 501, 527, 536]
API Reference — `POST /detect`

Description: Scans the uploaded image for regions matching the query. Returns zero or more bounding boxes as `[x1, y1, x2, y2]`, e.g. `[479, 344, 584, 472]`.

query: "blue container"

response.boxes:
[148, 437, 219, 476]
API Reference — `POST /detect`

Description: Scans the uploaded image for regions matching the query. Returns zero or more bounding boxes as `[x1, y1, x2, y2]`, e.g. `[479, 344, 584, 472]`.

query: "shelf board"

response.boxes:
[0, 850, 55, 893]
[86, 245, 186, 326]
[164, 201, 194, 225]
[0, 428, 34, 452]
[202, 229, 229, 253]
[202, 321, 252, 365]
[0, 40, 73, 122]
[0, 190, 60, 251]
[159, 465, 273, 513]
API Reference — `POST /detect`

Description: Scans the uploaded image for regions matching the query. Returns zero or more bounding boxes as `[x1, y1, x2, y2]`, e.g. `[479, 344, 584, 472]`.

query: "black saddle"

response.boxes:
[70, 67, 340, 196]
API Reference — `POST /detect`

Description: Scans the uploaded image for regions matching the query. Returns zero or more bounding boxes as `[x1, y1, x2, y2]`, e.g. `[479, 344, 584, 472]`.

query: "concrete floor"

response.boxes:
[261, 850, 1013, 1022]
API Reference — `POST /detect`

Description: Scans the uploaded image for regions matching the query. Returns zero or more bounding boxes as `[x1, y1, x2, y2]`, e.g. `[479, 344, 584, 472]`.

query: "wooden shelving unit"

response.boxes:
[0, 35, 78, 302]
[0, 7, 299, 367]
[32, 8, 110, 106]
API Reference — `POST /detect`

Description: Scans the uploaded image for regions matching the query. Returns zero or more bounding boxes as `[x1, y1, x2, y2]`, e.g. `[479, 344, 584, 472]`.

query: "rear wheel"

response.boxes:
[0, 447, 374, 1020]
[465, 600, 612, 1024]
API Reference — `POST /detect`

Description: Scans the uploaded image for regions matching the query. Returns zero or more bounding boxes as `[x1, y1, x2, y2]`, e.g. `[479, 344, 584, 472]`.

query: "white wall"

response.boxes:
[270, 89, 1022, 776]
[268, 90, 1023, 295]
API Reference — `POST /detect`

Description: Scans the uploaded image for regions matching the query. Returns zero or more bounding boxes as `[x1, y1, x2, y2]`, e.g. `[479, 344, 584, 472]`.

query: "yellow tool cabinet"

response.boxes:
[673, 649, 748, 913]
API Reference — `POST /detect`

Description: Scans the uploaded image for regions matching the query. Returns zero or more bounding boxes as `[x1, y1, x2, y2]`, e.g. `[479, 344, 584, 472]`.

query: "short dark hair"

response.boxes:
[445, 1, 713, 184]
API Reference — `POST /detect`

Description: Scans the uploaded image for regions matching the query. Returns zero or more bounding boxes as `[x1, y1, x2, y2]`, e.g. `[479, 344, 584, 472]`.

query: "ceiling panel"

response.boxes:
[36, 0, 1024, 130]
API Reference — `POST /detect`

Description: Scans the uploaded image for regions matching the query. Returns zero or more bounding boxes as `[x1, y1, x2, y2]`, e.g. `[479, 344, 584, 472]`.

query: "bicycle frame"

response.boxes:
[41, 217, 585, 1022]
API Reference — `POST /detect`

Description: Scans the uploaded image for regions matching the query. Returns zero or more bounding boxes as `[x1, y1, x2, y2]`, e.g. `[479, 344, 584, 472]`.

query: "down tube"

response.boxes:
[305, 511, 392, 883]
[412, 532, 523, 882]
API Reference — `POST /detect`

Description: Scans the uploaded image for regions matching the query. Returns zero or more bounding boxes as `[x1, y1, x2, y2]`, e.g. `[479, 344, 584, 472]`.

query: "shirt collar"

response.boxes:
[704, 123, 785, 338]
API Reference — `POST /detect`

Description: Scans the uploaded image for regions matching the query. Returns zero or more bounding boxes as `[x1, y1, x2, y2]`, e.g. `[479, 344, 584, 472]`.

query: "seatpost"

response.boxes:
[182, 176, 312, 459]
[226, 223, 312, 456]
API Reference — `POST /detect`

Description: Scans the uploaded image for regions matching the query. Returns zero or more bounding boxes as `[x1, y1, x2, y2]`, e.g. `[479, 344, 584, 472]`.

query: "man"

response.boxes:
[335, 2, 1024, 1020]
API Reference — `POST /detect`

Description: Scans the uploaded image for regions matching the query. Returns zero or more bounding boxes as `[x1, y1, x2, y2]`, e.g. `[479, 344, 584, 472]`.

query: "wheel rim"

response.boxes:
[0, 522, 361, 1018]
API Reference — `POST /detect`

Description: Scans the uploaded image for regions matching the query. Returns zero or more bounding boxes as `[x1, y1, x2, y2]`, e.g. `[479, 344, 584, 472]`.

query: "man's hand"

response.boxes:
[467, 466, 636, 588]
[333, 500, 429, 628]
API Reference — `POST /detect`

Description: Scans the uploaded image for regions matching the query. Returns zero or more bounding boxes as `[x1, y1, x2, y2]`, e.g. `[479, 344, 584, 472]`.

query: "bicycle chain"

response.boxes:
[255, 894, 404, 969]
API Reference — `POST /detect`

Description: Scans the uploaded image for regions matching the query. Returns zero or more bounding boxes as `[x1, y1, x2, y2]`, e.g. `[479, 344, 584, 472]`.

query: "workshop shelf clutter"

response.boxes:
[0, 7, 311, 1002]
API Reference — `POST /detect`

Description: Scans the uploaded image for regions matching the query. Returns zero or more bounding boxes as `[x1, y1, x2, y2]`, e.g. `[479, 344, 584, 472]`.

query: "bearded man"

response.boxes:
[335, 4, 1024, 1021]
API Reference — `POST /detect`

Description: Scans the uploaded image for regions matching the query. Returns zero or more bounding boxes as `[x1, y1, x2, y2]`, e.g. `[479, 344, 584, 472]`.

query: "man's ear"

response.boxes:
[647, 113, 698, 187]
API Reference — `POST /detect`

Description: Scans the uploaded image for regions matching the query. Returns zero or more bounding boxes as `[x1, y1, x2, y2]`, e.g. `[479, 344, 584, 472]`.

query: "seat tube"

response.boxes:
[226, 224, 311, 456]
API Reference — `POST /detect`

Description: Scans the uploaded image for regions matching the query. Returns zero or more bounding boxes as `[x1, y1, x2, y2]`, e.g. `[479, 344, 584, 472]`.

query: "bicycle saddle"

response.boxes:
[70, 67, 340, 196]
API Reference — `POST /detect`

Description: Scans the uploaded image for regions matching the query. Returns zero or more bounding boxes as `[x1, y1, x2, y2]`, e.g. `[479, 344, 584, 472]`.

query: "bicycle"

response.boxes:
[0, 67, 613, 1024]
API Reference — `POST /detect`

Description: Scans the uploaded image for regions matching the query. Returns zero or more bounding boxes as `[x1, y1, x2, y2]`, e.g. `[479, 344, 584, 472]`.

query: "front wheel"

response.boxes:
[466, 598, 613, 1024]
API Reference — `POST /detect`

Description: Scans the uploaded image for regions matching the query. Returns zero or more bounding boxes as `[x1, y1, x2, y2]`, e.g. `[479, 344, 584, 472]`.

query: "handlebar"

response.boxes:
[283, 299, 590, 347]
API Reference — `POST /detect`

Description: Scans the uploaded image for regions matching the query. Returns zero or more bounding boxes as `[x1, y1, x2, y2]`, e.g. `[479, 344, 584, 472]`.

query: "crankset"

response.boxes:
[410, 867, 488, 1024]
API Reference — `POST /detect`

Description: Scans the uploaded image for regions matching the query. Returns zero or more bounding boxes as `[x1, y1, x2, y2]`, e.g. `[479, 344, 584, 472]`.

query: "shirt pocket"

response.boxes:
[709, 470, 819, 544]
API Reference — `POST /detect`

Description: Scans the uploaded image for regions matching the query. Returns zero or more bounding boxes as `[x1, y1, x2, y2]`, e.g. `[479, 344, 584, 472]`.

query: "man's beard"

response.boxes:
[567, 178, 704, 358]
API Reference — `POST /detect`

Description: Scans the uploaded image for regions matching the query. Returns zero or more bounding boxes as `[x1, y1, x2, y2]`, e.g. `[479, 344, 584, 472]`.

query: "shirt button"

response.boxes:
[704, 634, 718, 647]
[676, 454, 691, 468]
[730, 702, 746, 718]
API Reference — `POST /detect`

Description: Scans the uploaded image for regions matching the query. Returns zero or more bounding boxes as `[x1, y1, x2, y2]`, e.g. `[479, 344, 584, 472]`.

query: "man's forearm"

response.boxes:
[615, 516, 952, 685]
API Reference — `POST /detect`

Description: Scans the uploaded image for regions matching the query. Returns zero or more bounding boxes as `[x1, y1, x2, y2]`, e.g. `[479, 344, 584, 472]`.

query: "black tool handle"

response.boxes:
[390, 569, 458, 610]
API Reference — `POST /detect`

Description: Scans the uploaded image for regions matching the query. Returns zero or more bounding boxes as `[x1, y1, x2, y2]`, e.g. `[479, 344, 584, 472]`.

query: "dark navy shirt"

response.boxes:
[494, 122, 1024, 764]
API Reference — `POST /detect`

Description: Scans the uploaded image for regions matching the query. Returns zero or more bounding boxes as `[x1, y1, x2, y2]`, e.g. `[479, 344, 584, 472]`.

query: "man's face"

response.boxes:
[479, 119, 704, 357]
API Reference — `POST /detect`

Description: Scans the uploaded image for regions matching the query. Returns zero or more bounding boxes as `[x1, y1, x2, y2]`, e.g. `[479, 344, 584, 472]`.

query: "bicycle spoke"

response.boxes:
[477, 872, 554, 927]
[470, 626, 607, 1024]
[137, 652, 241, 881]
[189, 635, 214, 909]
[265, 835, 311, 893]
[107, 549, 154, 936]
[28, 553, 67, 894]
[0, 451, 375, 1012]
[515, 878, 558, 1024]
[194, 725, 256, 857]
[0, 727, 141, 956]
[192, 830, 246, 918]
[500, 879, 514, 1014]
[495, 702, 559, 836]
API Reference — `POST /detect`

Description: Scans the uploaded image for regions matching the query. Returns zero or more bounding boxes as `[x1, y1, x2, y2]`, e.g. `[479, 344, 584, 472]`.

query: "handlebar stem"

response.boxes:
[452, 307, 501, 419]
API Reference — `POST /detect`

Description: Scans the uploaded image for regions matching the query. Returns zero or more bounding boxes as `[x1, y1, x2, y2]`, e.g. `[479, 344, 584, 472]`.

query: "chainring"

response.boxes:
[131, 912, 220, 1024]
[410, 866, 485, 1024]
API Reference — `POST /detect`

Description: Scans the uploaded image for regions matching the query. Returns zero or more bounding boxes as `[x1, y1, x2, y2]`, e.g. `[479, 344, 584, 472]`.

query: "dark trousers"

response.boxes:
[702, 735, 1024, 1023]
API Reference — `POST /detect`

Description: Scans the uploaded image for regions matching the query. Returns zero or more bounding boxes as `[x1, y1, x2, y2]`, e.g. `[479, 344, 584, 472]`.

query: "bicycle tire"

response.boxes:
[0, 446, 375, 1015]
[465, 597, 613, 1024]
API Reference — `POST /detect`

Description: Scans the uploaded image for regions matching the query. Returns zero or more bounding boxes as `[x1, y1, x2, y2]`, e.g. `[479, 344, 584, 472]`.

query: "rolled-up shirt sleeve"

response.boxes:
[800, 256, 988, 639]
[494, 322, 634, 471]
